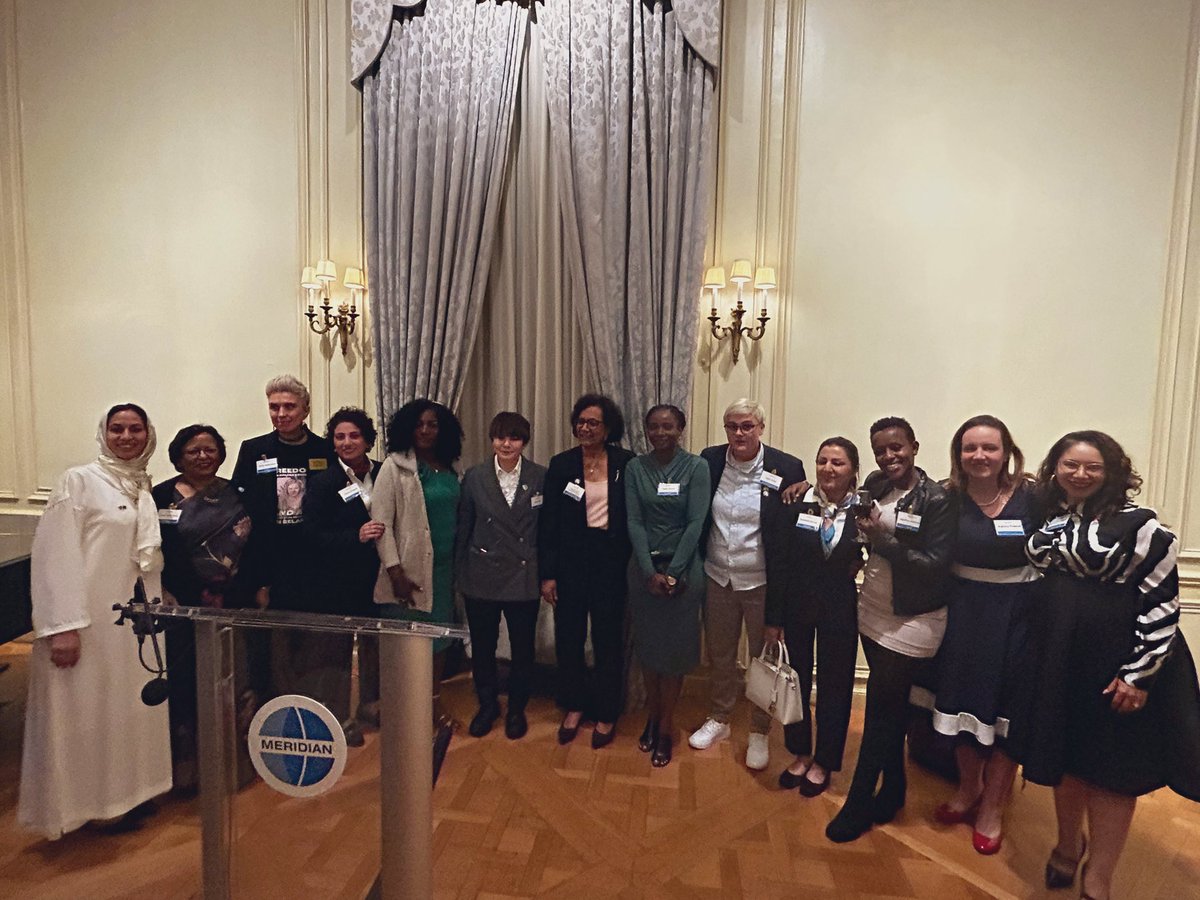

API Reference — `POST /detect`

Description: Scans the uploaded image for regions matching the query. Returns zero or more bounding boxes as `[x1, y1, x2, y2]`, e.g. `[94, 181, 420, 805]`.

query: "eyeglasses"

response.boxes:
[576, 418, 604, 429]
[723, 421, 760, 434]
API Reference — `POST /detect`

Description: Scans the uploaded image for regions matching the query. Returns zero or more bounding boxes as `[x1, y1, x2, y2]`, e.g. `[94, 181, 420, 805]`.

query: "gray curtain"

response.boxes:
[458, 28, 593, 471]
[540, 0, 718, 449]
[361, 1, 529, 417]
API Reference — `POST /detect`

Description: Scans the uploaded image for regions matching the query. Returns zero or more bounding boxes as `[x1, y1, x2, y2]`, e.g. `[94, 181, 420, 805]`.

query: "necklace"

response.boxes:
[972, 485, 1006, 508]
[584, 452, 604, 477]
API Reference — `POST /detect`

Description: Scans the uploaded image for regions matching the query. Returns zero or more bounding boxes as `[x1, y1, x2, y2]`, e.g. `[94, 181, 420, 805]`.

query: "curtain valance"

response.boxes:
[350, 0, 720, 84]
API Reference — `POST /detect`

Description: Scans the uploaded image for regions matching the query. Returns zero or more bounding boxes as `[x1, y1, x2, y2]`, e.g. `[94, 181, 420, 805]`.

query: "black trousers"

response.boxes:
[553, 530, 627, 724]
[843, 635, 925, 806]
[465, 596, 539, 712]
[782, 615, 859, 771]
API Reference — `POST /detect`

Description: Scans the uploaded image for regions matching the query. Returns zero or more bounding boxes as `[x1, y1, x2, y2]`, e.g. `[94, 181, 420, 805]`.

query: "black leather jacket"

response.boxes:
[863, 467, 958, 616]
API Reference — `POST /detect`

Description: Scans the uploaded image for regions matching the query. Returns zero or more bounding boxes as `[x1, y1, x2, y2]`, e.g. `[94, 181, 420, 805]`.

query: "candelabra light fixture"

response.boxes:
[301, 259, 364, 355]
[705, 259, 775, 364]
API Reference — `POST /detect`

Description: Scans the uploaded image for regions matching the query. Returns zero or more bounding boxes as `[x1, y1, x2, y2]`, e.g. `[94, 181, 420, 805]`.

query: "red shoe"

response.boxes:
[933, 799, 980, 826]
[973, 828, 1003, 855]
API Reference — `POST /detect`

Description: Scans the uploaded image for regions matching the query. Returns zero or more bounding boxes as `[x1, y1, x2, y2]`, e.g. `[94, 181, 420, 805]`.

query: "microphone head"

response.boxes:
[141, 677, 169, 706]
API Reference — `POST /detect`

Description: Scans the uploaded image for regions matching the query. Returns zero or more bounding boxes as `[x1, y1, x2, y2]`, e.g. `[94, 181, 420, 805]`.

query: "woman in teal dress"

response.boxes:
[625, 404, 711, 766]
[373, 399, 463, 723]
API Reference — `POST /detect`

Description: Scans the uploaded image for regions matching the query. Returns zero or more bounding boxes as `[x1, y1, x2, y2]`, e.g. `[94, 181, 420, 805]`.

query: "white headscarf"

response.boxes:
[94, 408, 163, 577]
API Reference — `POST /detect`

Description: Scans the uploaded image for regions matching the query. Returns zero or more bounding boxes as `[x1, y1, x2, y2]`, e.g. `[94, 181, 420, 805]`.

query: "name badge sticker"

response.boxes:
[993, 519, 1025, 537]
[794, 512, 822, 532]
[158, 508, 182, 525]
[530, 493, 543, 508]
[658, 483, 681, 496]
[895, 511, 922, 532]
[563, 482, 585, 502]
[257, 457, 279, 474]
[338, 483, 362, 503]
[1046, 514, 1071, 533]
[309, 458, 329, 471]
[760, 471, 783, 491]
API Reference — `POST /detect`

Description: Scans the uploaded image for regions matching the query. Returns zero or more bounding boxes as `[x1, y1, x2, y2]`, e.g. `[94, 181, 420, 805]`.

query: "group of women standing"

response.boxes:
[17, 395, 1200, 900]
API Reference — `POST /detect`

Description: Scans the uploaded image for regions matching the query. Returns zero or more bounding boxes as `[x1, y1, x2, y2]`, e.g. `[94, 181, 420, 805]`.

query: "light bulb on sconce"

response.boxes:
[706, 259, 774, 364]
[302, 259, 364, 355]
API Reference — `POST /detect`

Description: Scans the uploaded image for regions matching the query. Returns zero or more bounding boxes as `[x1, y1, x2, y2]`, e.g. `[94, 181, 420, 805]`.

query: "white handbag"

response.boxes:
[745, 640, 805, 725]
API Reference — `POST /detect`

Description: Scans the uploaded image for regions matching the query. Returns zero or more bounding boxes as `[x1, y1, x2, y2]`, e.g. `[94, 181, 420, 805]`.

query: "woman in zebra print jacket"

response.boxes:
[1019, 431, 1200, 900]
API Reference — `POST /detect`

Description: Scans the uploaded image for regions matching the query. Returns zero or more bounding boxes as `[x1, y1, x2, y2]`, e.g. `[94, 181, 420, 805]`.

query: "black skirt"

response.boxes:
[1017, 571, 1200, 799]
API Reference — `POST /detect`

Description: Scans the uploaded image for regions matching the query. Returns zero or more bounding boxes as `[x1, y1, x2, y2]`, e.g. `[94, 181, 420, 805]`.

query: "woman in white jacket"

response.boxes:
[18, 403, 171, 838]
[372, 399, 463, 726]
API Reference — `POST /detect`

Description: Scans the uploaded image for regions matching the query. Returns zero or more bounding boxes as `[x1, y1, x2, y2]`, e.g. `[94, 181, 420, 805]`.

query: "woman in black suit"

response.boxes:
[764, 437, 864, 797]
[456, 411, 547, 741]
[539, 393, 635, 748]
[300, 406, 384, 746]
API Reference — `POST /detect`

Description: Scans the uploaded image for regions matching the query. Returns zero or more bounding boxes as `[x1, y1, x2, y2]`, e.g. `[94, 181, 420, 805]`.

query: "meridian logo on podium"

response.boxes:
[248, 695, 348, 797]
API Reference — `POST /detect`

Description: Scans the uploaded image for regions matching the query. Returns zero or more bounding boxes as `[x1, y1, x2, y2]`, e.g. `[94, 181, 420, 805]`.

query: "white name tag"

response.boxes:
[1046, 514, 1071, 532]
[563, 482, 585, 502]
[157, 508, 181, 524]
[795, 512, 822, 532]
[530, 493, 543, 508]
[993, 519, 1025, 537]
[657, 482, 680, 496]
[338, 483, 362, 503]
[256, 457, 278, 474]
[760, 471, 783, 491]
[895, 511, 922, 532]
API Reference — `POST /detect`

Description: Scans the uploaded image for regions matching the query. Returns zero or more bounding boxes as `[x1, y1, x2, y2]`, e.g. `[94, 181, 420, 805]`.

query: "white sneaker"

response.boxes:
[745, 733, 770, 770]
[688, 718, 731, 750]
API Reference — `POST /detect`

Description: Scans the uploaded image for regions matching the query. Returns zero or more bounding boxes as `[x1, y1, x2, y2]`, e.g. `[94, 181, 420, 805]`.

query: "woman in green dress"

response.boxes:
[373, 399, 463, 725]
[624, 404, 711, 766]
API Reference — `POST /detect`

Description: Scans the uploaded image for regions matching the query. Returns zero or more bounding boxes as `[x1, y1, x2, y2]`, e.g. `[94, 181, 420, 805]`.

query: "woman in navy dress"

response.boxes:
[918, 415, 1038, 855]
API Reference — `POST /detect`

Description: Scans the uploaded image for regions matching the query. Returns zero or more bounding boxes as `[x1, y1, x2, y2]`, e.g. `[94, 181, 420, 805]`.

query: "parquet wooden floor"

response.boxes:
[2, 638, 1199, 898]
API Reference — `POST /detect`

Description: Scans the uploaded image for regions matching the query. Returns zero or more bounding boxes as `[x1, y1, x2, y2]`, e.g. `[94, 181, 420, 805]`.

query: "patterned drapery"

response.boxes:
[539, 1, 718, 449]
[360, 1, 529, 415]
[350, 0, 720, 84]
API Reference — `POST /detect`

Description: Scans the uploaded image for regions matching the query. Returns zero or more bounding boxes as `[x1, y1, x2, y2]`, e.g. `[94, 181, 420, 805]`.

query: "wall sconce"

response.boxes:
[705, 259, 774, 364]
[301, 259, 364, 355]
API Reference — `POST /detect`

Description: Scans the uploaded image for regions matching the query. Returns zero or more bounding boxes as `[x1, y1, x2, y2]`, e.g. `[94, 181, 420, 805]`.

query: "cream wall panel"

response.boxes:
[15, 0, 304, 488]
[298, 0, 372, 432]
[5, 0, 370, 497]
[778, 0, 1191, 474]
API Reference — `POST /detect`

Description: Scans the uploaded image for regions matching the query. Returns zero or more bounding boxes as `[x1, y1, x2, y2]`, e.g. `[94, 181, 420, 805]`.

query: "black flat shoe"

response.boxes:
[591, 723, 617, 749]
[799, 770, 831, 797]
[651, 734, 673, 767]
[342, 719, 366, 748]
[504, 710, 528, 740]
[638, 718, 659, 753]
[558, 714, 582, 745]
[468, 702, 501, 738]
[778, 764, 810, 790]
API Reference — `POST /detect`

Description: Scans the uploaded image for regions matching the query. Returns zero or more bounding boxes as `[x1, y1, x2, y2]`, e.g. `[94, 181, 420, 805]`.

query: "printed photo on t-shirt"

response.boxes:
[276, 469, 306, 525]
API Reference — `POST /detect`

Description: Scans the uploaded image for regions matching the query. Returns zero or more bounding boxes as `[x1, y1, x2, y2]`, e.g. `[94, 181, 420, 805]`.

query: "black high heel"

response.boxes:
[1044, 837, 1087, 890]
[651, 734, 673, 767]
[638, 718, 659, 753]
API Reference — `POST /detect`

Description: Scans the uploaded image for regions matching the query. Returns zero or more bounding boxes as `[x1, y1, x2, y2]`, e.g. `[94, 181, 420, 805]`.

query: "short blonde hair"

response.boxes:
[264, 374, 310, 411]
[723, 398, 765, 425]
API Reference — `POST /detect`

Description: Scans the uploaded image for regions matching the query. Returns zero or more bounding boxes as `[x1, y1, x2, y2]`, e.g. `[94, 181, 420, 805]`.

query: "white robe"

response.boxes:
[18, 463, 171, 839]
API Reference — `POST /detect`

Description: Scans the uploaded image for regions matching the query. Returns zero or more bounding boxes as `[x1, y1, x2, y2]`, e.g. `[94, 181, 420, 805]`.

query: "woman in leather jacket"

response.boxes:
[826, 416, 959, 843]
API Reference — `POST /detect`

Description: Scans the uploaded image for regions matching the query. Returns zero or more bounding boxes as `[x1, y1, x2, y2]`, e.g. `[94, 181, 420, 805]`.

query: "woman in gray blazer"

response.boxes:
[455, 412, 547, 740]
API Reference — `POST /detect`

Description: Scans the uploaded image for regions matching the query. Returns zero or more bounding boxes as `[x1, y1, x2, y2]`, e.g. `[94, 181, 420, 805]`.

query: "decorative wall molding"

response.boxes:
[0, 0, 38, 507]
[1148, 1, 1200, 599]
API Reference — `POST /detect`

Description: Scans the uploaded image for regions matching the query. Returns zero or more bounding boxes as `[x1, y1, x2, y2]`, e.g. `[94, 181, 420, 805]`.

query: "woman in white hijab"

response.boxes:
[18, 403, 172, 839]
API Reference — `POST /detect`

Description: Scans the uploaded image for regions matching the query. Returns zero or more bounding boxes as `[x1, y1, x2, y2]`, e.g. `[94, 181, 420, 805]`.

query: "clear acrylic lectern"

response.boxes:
[118, 602, 467, 899]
